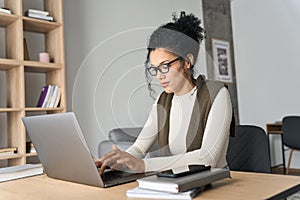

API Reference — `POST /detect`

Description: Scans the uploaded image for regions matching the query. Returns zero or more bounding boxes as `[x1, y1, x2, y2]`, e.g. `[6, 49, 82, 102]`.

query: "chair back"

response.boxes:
[226, 125, 271, 173]
[282, 116, 300, 150]
[98, 127, 159, 158]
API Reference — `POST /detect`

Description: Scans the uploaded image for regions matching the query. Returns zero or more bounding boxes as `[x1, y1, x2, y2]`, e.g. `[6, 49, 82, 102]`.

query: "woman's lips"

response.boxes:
[160, 82, 169, 88]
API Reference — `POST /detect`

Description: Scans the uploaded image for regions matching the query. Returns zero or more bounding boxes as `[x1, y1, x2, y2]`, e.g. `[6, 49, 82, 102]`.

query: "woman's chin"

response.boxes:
[163, 87, 173, 93]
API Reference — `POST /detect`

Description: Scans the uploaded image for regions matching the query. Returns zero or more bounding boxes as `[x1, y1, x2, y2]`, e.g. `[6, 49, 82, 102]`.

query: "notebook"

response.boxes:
[22, 112, 152, 188]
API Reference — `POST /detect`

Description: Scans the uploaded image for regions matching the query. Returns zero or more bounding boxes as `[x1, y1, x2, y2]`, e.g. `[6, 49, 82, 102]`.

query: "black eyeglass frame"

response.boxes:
[146, 57, 182, 76]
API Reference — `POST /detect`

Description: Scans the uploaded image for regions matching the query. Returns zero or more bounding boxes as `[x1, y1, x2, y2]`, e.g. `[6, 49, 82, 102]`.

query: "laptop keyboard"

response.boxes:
[100, 169, 155, 187]
[101, 170, 131, 182]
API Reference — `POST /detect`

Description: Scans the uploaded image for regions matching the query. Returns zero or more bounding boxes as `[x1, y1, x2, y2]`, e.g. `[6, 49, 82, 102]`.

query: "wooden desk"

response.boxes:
[1, 171, 300, 199]
[266, 123, 286, 174]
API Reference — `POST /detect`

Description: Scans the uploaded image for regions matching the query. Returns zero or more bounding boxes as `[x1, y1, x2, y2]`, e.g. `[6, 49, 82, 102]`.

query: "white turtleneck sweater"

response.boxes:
[126, 87, 232, 172]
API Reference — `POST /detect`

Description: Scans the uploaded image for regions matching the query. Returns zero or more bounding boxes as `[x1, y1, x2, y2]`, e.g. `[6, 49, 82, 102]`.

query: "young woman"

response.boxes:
[98, 11, 235, 174]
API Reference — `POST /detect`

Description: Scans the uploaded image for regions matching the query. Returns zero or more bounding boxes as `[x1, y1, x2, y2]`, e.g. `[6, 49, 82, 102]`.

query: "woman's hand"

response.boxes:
[98, 145, 145, 175]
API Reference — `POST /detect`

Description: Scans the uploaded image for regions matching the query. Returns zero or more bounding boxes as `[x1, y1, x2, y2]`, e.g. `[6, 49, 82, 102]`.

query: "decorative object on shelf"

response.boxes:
[25, 8, 54, 21]
[212, 38, 233, 82]
[26, 142, 36, 153]
[39, 52, 50, 63]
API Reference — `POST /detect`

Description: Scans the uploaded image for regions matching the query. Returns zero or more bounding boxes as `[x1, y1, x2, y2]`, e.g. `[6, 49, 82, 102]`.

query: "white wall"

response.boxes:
[231, 0, 300, 167]
[63, 0, 206, 157]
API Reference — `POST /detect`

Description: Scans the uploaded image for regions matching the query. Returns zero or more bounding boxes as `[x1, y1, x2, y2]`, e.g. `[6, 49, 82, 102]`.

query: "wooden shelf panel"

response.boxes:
[0, 154, 22, 160]
[24, 61, 61, 72]
[0, 108, 22, 113]
[0, 58, 21, 70]
[23, 16, 61, 33]
[0, 13, 19, 27]
[25, 107, 64, 112]
[266, 123, 283, 134]
[26, 152, 37, 157]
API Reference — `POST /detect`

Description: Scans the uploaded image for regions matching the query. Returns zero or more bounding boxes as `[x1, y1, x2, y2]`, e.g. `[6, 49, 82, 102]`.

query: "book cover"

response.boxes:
[138, 168, 230, 193]
[37, 86, 49, 107]
[126, 186, 202, 199]
[45, 85, 54, 108]
[23, 38, 30, 60]
[42, 85, 52, 108]
[48, 85, 58, 108]
[0, 164, 43, 183]
[53, 87, 61, 108]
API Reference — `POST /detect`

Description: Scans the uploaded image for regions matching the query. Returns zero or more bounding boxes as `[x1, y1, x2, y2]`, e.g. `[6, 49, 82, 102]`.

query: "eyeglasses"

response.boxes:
[146, 57, 182, 76]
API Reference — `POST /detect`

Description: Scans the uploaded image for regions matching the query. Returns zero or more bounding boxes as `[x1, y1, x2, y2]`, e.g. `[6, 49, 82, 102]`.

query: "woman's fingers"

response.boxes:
[98, 145, 123, 174]
[99, 163, 107, 175]
[100, 149, 117, 162]
[112, 144, 120, 151]
[116, 157, 130, 164]
[98, 145, 145, 174]
[95, 161, 102, 168]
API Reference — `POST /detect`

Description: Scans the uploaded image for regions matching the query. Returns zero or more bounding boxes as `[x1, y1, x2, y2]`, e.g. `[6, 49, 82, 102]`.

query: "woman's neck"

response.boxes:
[174, 81, 195, 96]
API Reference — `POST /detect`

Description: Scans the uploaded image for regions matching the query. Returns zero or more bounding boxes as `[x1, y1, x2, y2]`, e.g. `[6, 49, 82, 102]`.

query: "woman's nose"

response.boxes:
[156, 71, 164, 80]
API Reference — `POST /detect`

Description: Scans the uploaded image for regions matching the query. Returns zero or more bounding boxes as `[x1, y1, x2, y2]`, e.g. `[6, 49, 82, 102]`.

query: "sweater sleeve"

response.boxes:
[143, 87, 232, 172]
[125, 102, 158, 159]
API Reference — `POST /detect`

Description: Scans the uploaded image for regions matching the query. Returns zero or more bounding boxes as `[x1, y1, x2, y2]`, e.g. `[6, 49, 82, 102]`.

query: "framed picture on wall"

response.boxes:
[212, 38, 232, 82]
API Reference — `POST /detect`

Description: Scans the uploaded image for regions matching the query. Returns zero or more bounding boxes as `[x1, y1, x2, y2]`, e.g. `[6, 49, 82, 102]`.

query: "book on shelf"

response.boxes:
[37, 85, 49, 107]
[37, 85, 61, 108]
[27, 9, 49, 16]
[42, 85, 52, 108]
[0, 7, 11, 14]
[23, 38, 30, 60]
[137, 168, 230, 193]
[25, 9, 53, 21]
[48, 85, 59, 108]
[0, 147, 17, 157]
[0, 164, 43, 183]
[126, 186, 202, 200]
[52, 86, 61, 108]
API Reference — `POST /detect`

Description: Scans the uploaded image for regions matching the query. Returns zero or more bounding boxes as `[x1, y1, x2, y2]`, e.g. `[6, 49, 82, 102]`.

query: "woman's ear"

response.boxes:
[186, 54, 194, 68]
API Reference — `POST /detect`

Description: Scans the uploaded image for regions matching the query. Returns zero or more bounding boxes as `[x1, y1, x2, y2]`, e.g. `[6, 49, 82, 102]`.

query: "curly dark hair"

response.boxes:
[145, 11, 205, 99]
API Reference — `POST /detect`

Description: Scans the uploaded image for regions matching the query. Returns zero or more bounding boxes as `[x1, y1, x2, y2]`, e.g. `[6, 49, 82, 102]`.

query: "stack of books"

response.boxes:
[25, 9, 53, 21]
[37, 85, 61, 108]
[126, 168, 230, 199]
[0, 7, 11, 14]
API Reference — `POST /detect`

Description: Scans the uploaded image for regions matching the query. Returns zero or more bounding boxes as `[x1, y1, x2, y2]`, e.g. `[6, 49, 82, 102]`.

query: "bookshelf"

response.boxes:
[0, 0, 66, 167]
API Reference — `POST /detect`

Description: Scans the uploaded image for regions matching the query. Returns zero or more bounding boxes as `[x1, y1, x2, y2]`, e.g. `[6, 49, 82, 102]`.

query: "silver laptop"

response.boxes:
[22, 112, 150, 187]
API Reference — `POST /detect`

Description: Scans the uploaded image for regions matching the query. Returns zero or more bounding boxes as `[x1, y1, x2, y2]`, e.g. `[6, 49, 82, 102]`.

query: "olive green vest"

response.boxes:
[157, 75, 235, 156]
